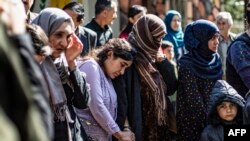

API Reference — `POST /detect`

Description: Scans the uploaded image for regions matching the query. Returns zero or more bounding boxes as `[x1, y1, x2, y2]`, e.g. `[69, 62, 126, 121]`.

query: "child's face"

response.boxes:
[162, 47, 174, 61]
[216, 101, 238, 122]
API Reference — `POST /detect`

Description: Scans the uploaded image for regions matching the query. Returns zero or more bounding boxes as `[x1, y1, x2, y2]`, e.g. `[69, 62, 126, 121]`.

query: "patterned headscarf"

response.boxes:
[128, 14, 168, 125]
[32, 7, 74, 37]
[179, 19, 222, 80]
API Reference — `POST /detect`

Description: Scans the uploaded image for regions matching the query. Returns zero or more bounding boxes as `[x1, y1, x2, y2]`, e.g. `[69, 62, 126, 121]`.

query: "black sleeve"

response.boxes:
[156, 59, 178, 96]
[244, 94, 250, 124]
[69, 68, 90, 109]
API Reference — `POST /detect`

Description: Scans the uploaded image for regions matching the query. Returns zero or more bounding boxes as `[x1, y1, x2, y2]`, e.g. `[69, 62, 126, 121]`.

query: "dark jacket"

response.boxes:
[200, 80, 245, 141]
[76, 26, 97, 56]
[112, 63, 142, 141]
[243, 91, 250, 124]
[54, 57, 90, 141]
[85, 18, 113, 47]
[112, 59, 178, 141]
[226, 32, 250, 97]
[0, 21, 50, 141]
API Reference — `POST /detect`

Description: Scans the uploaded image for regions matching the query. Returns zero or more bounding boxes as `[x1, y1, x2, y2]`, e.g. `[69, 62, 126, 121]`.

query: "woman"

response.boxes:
[114, 14, 177, 141]
[176, 19, 222, 141]
[32, 8, 90, 141]
[119, 5, 147, 39]
[75, 38, 136, 141]
[163, 10, 185, 61]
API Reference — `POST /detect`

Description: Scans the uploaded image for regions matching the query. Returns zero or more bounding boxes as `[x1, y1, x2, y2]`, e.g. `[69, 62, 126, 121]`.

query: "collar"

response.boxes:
[219, 32, 235, 42]
[91, 18, 109, 31]
[75, 26, 85, 36]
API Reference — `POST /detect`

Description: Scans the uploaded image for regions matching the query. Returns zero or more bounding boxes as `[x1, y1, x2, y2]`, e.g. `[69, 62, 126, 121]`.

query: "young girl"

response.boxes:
[200, 80, 245, 141]
[76, 38, 136, 141]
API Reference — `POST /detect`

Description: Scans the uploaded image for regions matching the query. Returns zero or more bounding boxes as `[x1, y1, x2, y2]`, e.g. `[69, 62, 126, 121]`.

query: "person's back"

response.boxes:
[226, 32, 250, 98]
[200, 80, 245, 141]
[85, 0, 117, 47]
[226, 2, 250, 98]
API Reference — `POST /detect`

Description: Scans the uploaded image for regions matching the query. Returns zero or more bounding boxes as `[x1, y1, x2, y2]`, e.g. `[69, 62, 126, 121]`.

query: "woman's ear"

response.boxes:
[107, 50, 113, 59]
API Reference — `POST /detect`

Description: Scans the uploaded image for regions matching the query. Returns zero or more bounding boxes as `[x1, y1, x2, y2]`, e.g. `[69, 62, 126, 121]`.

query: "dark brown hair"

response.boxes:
[90, 38, 136, 67]
[26, 24, 51, 56]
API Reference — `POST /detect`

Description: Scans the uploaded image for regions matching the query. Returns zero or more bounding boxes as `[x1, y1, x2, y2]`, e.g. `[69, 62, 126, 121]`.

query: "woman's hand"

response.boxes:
[113, 130, 135, 141]
[65, 33, 83, 70]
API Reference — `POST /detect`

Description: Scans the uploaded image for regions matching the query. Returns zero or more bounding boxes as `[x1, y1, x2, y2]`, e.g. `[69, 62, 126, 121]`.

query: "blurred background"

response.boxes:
[32, 0, 247, 37]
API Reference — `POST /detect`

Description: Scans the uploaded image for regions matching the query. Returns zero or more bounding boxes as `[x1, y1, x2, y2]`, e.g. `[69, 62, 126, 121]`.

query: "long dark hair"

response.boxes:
[83, 38, 136, 67]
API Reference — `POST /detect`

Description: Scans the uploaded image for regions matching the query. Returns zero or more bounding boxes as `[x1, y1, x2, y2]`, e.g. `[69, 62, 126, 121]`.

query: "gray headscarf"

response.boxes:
[32, 8, 74, 123]
[32, 7, 74, 37]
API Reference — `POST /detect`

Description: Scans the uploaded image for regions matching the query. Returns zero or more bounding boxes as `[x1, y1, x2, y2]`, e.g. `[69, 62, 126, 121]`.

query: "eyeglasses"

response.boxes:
[217, 22, 227, 25]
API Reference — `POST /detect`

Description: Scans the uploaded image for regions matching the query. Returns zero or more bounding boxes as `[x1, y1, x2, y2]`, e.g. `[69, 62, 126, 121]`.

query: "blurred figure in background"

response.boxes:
[22, 0, 38, 23]
[85, 0, 118, 47]
[118, 0, 129, 31]
[163, 10, 185, 62]
[215, 11, 236, 80]
[161, 40, 175, 63]
[63, 1, 97, 57]
[0, 0, 51, 140]
[152, 0, 168, 20]
[119, 5, 147, 39]
[159, 40, 177, 113]
[226, 2, 250, 98]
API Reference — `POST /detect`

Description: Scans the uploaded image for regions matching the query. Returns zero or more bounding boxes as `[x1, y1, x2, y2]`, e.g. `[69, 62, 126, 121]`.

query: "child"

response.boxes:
[161, 40, 175, 62]
[200, 80, 245, 141]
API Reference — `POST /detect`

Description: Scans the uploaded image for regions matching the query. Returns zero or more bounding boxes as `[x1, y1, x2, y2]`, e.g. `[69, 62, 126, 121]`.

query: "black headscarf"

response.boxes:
[179, 19, 222, 80]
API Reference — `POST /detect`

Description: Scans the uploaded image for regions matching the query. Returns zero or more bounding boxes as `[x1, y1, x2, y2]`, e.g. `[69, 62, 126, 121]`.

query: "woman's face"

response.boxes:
[104, 51, 132, 79]
[208, 33, 219, 52]
[171, 15, 181, 31]
[49, 22, 74, 58]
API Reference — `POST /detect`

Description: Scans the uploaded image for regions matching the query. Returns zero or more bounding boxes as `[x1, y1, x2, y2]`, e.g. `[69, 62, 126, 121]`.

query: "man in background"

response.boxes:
[22, 0, 38, 23]
[215, 11, 236, 80]
[63, 1, 97, 56]
[85, 0, 117, 47]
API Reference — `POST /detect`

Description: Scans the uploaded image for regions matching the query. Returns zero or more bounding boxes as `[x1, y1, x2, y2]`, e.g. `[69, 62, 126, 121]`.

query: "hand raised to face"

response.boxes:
[65, 33, 83, 61]
[65, 33, 83, 70]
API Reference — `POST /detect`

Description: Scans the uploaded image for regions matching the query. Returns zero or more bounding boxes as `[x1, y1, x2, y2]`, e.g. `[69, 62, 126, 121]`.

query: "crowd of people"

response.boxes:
[1, 0, 250, 141]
